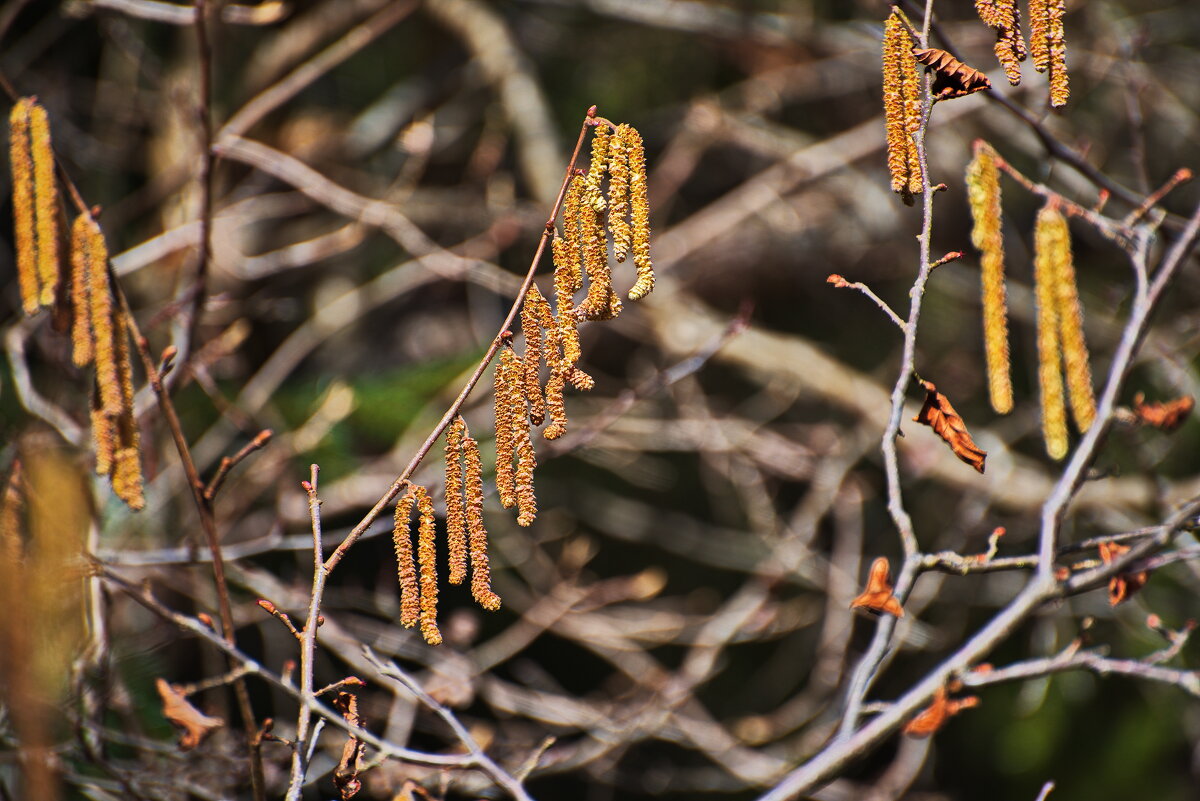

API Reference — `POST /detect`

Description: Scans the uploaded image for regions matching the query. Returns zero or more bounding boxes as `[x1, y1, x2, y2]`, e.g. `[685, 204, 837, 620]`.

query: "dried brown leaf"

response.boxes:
[850, 557, 904, 618]
[1098, 540, 1148, 607]
[913, 380, 987, 473]
[903, 685, 980, 737]
[155, 678, 223, 750]
[912, 48, 992, 99]
[1132, 393, 1193, 433]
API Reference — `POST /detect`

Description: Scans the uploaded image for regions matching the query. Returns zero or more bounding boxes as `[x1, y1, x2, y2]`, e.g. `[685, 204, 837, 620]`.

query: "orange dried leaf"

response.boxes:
[913, 380, 987, 473]
[850, 557, 904, 618]
[155, 678, 223, 750]
[1132, 393, 1193, 432]
[903, 685, 980, 738]
[912, 48, 992, 99]
[1098, 540, 1148, 607]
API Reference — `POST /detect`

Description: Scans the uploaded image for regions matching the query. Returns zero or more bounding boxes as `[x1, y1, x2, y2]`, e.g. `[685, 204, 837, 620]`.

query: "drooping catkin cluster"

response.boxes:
[976, 0, 1025, 86]
[1029, 0, 1069, 107]
[10, 97, 61, 316]
[72, 213, 144, 510]
[882, 11, 923, 204]
[443, 416, 501, 611]
[392, 484, 441, 645]
[966, 142, 1013, 415]
[1033, 201, 1095, 459]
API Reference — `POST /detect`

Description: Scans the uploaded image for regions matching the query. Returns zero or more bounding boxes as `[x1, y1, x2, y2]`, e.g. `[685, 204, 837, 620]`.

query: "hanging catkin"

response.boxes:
[1034, 203, 1069, 459]
[444, 417, 468, 585]
[463, 434, 500, 610]
[1040, 204, 1096, 431]
[882, 12, 922, 204]
[393, 488, 420, 628]
[966, 142, 1013, 414]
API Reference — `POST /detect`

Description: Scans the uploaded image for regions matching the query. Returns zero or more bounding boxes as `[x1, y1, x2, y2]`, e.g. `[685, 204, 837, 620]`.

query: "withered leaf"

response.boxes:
[850, 557, 904, 618]
[903, 685, 979, 738]
[913, 380, 987, 473]
[332, 690, 365, 800]
[1098, 540, 1148, 607]
[1132, 392, 1194, 432]
[912, 48, 991, 100]
[155, 678, 223, 750]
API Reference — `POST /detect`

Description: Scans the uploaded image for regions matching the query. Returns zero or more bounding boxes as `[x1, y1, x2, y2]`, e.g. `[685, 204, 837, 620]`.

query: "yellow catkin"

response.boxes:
[10, 99, 40, 316]
[445, 417, 468, 585]
[578, 199, 617, 320]
[0, 463, 23, 566]
[514, 422, 537, 527]
[582, 124, 610, 213]
[521, 286, 547, 426]
[1041, 206, 1096, 431]
[608, 125, 632, 263]
[966, 142, 1013, 415]
[416, 488, 441, 645]
[393, 488, 420, 628]
[882, 12, 922, 204]
[463, 435, 500, 611]
[493, 348, 520, 508]
[543, 370, 568, 441]
[567, 366, 595, 392]
[1029, 0, 1049, 72]
[978, 0, 1025, 86]
[81, 216, 121, 416]
[1035, 203, 1069, 460]
[624, 124, 654, 301]
[1046, 0, 1068, 108]
[70, 215, 95, 366]
[91, 396, 115, 477]
[111, 315, 144, 511]
[29, 102, 60, 309]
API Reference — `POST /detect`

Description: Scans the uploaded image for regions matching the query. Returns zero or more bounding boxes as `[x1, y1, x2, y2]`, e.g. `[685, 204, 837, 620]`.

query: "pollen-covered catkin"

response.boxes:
[583, 124, 610, 213]
[608, 125, 631, 263]
[111, 316, 144, 511]
[966, 142, 1013, 415]
[552, 237, 583, 368]
[578, 198, 617, 320]
[978, 0, 1025, 86]
[28, 102, 60, 309]
[543, 370, 568, 440]
[80, 216, 122, 416]
[493, 348, 521, 508]
[416, 488, 441, 645]
[521, 286, 548, 426]
[445, 417, 468, 585]
[882, 12, 922, 204]
[1041, 205, 1096, 431]
[514, 420, 537, 528]
[393, 488, 420, 628]
[70, 216, 95, 367]
[91, 395, 115, 478]
[1029, 0, 1049, 72]
[1035, 203, 1069, 460]
[10, 100, 40, 316]
[624, 124, 654, 301]
[463, 435, 501, 611]
[1046, 0, 1068, 108]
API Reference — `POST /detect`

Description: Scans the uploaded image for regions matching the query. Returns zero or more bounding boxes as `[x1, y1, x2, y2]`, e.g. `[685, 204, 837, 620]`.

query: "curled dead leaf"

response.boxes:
[155, 678, 223, 750]
[903, 684, 979, 738]
[332, 690, 365, 799]
[1132, 393, 1193, 432]
[912, 48, 991, 100]
[1098, 540, 1148, 606]
[913, 380, 987, 473]
[850, 557, 904, 618]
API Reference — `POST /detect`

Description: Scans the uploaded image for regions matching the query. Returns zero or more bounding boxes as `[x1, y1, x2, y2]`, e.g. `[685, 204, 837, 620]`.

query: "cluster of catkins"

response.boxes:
[9, 98, 144, 509]
[967, 140, 1096, 460]
[393, 119, 654, 645]
[883, 4, 1070, 201]
[976, 0, 1069, 106]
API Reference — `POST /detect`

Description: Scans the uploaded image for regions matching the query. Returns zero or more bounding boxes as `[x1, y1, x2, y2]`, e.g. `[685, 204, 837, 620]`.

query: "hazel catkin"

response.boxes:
[966, 142, 1013, 415]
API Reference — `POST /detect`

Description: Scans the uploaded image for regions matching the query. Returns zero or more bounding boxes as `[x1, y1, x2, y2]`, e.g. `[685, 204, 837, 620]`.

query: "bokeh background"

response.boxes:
[2, 1, 1200, 799]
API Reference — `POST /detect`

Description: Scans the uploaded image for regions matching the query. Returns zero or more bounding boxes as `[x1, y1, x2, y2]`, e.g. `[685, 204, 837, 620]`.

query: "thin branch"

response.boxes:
[285, 464, 324, 801]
